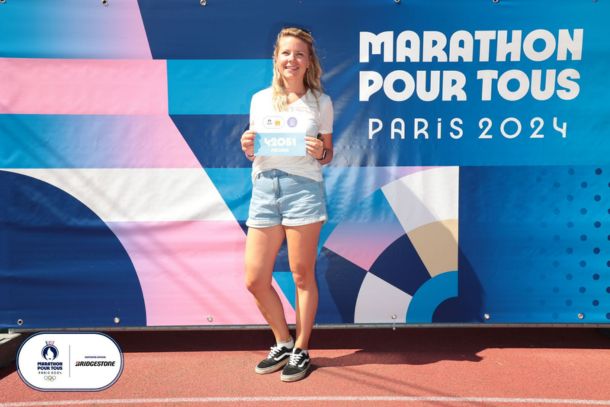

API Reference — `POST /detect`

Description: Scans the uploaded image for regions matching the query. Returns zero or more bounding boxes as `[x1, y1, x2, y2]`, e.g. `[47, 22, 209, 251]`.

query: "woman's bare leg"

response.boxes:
[285, 222, 322, 349]
[245, 225, 291, 343]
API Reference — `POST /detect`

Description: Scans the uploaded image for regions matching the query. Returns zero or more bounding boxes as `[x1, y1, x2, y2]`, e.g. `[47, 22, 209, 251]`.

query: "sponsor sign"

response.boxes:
[16, 333, 123, 391]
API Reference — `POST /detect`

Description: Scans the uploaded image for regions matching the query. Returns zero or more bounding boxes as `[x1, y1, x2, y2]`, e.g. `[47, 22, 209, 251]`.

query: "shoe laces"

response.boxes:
[288, 350, 306, 366]
[267, 345, 284, 359]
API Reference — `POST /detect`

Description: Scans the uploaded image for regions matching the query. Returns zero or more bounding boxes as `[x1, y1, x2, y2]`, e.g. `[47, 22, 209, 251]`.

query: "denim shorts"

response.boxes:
[247, 169, 327, 228]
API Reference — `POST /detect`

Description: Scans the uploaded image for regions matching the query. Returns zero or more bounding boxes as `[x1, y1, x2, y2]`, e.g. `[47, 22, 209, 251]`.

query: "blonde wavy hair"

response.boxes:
[272, 27, 323, 112]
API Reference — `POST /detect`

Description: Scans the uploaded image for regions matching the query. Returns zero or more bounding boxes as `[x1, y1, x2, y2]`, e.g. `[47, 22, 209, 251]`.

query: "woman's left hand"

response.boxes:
[305, 136, 325, 160]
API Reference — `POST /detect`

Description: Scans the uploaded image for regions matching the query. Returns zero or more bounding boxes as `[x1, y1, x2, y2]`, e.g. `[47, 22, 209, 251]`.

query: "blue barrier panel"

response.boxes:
[1, 0, 609, 328]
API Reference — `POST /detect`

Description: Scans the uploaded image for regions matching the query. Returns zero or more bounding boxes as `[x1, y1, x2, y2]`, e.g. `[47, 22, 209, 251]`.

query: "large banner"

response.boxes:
[1, 0, 609, 328]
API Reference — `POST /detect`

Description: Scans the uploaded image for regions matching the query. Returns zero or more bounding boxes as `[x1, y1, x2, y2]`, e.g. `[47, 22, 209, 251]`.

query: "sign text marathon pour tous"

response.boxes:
[359, 29, 582, 141]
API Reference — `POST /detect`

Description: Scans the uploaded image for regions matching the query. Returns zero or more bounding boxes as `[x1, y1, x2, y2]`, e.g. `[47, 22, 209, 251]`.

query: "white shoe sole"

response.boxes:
[255, 358, 289, 374]
[280, 365, 310, 382]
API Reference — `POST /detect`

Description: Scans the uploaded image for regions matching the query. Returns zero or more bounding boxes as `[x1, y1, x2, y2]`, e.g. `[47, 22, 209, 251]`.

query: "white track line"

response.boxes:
[2, 397, 610, 406]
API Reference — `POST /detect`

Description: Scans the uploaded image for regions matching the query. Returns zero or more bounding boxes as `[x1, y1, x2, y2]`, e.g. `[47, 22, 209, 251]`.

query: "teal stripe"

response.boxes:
[168, 59, 272, 115]
[273, 271, 296, 310]
[0, 114, 77, 168]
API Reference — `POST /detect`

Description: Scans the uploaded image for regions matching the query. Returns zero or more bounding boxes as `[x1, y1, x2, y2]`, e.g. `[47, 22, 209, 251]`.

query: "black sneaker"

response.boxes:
[255, 344, 293, 374]
[280, 348, 310, 382]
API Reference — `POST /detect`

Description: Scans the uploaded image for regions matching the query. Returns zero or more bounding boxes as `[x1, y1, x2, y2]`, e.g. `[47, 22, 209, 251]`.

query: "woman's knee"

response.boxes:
[291, 267, 316, 290]
[244, 266, 272, 294]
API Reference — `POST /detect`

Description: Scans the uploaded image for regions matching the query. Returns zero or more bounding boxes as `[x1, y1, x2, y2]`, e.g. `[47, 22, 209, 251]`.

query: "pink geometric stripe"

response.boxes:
[325, 220, 406, 272]
[113, 0, 154, 59]
[103, 116, 201, 168]
[0, 58, 167, 115]
[107, 221, 295, 326]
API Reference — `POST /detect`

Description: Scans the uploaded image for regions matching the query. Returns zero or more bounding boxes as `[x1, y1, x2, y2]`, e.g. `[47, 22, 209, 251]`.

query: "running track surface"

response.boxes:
[1, 328, 609, 407]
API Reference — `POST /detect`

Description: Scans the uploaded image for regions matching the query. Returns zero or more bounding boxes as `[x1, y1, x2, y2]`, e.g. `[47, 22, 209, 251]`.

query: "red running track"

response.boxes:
[1, 328, 610, 407]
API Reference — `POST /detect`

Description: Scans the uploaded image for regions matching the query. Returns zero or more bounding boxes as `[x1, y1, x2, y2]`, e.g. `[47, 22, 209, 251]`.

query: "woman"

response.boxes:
[240, 27, 333, 382]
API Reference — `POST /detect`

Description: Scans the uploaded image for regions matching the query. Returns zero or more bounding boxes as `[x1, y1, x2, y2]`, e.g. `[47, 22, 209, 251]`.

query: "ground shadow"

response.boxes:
[0, 363, 16, 381]
[106, 327, 610, 364]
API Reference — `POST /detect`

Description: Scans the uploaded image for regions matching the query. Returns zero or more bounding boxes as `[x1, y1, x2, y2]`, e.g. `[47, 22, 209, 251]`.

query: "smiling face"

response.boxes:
[275, 35, 311, 87]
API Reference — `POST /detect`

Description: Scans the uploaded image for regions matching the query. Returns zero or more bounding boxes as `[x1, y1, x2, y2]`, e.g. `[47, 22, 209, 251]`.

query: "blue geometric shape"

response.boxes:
[369, 234, 430, 296]
[406, 271, 458, 323]
[139, 0, 271, 59]
[205, 168, 253, 225]
[315, 247, 367, 323]
[170, 114, 252, 168]
[273, 271, 296, 310]
[459, 166, 610, 323]
[237, 220, 249, 236]
[0, 171, 146, 328]
[168, 60, 272, 115]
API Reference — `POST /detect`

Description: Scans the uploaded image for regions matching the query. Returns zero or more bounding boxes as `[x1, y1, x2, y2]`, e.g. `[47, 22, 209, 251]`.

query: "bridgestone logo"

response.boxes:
[74, 361, 116, 367]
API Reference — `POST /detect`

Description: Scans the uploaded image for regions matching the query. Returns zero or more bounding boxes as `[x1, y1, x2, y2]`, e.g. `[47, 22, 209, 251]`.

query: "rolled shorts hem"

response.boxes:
[282, 215, 327, 227]
[246, 215, 327, 229]
[245, 219, 280, 228]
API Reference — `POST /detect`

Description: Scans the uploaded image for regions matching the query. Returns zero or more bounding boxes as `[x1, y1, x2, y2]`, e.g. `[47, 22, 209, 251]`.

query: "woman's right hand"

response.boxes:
[241, 130, 256, 159]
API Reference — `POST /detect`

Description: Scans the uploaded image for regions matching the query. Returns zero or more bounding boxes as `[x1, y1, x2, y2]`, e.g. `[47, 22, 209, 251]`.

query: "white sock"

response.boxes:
[277, 337, 294, 349]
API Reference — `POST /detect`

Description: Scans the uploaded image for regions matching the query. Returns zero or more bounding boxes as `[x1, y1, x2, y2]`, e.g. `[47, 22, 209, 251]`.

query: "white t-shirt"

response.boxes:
[249, 87, 333, 182]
